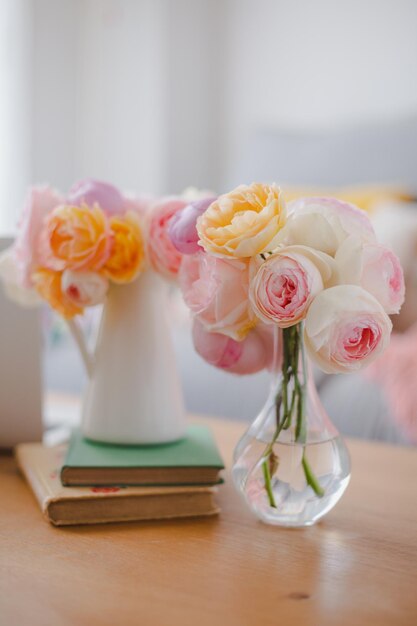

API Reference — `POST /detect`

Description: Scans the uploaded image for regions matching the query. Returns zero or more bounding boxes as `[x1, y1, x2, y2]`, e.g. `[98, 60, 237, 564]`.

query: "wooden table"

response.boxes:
[1, 416, 416, 626]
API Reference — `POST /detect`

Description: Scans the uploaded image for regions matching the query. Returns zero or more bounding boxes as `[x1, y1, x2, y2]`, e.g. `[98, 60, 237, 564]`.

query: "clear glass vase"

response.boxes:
[232, 324, 351, 527]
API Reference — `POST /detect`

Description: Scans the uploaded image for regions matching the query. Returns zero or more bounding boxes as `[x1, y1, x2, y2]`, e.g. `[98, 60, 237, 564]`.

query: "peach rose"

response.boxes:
[147, 198, 187, 278]
[249, 247, 326, 328]
[103, 212, 145, 283]
[61, 270, 109, 307]
[335, 236, 405, 315]
[197, 183, 286, 258]
[180, 252, 255, 340]
[41, 204, 113, 272]
[14, 186, 63, 287]
[304, 285, 392, 373]
[33, 269, 83, 318]
[276, 197, 376, 256]
[192, 319, 267, 375]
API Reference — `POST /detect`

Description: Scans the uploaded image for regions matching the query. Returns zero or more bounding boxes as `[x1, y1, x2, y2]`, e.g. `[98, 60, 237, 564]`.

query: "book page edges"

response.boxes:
[48, 493, 220, 526]
[15, 443, 57, 522]
[15, 443, 220, 526]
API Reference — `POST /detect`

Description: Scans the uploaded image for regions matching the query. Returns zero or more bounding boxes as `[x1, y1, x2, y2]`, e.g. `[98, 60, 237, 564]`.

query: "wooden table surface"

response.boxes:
[1, 416, 417, 626]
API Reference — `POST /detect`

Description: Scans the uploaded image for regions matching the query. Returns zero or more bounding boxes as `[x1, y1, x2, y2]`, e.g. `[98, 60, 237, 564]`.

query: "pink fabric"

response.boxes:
[365, 323, 417, 443]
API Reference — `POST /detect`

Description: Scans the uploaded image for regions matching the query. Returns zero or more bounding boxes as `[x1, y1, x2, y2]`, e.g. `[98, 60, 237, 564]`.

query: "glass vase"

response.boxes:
[232, 324, 351, 527]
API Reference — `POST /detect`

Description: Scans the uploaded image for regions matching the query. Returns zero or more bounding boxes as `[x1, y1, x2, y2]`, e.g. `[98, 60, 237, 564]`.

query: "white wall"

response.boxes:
[165, 0, 228, 193]
[224, 0, 417, 178]
[32, 0, 169, 196]
[33, 0, 78, 190]
[1, 0, 417, 232]
[0, 0, 33, 233]
[74, 0, 169, 195]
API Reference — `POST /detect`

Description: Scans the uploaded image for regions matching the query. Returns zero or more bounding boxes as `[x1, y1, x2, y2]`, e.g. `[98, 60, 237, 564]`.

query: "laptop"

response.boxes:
[0, 237, 43, 448]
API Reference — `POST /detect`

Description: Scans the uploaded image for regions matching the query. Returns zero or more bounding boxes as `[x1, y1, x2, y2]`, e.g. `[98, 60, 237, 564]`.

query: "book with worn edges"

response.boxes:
[15, 442, 220, 526]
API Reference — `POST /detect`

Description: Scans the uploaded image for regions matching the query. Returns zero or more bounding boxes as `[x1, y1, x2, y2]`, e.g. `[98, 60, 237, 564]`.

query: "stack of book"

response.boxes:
[16, 425, 224, 526]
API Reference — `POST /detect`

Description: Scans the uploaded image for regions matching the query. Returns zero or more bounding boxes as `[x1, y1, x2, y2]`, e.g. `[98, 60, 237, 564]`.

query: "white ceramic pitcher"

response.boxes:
[69, 270, 186, 445]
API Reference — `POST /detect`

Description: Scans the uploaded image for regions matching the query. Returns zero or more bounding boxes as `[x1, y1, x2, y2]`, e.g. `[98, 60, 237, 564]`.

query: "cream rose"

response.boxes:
[61, 270, 109, 307]
[335, 236, 405, 315]
[196, 182, 286, 258]
[305, 285, 392, 373]
[276, 197, 376, 256]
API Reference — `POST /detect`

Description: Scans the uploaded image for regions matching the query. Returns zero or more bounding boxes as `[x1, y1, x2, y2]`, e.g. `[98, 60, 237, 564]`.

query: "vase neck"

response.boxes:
[265, 323, 338, 442]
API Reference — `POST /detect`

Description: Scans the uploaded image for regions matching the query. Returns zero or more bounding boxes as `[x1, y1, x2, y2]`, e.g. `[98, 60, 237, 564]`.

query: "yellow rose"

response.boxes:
[103, 212, 145, 283]
[33, 269, 82, 318]
[43, 204, 112, 272]
[196, 183, 286, 258]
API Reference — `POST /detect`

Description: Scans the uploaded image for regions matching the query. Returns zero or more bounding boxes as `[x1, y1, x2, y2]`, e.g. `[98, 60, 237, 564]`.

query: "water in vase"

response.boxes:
[232, 430, 351, 527]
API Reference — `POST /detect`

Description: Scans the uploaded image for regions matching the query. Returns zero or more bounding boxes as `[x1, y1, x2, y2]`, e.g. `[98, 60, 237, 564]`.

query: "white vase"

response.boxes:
[72, 270, 186, 445]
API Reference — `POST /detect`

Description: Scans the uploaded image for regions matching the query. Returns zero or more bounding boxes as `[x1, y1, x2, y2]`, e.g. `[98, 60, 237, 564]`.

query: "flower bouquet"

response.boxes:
[169, 182, 405, 526]
[0, 179, 203, 444]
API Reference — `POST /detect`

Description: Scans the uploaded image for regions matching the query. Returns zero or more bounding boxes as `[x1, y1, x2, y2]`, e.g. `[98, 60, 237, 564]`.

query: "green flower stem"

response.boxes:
[302, 452, 325, 497]
[284, 389, 296, 429]
[296, 325, 322, 497]
[262, 323, 325, 507]
[262, 458, 277, 508]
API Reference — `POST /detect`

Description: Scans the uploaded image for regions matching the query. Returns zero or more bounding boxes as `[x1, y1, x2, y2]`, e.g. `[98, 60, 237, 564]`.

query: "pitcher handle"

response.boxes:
[67, 318, 95, 378]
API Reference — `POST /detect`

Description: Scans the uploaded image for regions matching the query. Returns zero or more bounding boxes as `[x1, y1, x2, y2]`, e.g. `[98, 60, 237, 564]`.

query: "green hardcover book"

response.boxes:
[61, 425, 224, 487]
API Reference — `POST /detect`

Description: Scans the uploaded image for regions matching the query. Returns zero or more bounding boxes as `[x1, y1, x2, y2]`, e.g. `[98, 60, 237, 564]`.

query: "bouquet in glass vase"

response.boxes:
[169, 183, 405, 526]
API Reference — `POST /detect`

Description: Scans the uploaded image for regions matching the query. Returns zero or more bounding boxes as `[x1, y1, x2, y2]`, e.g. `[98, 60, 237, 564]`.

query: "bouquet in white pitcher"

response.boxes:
[0, 178, 205, 317]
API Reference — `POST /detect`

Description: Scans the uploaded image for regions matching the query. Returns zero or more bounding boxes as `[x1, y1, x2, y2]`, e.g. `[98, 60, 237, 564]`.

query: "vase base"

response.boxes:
[81, 426, 187, 446]
[247, 476, 350, 527]
[233, 434, 351, 526]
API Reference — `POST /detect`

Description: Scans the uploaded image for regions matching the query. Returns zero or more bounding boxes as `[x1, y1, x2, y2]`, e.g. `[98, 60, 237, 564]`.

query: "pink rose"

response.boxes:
[147, 198, 187, 278]
[305, 285, 392, 373]
[335, 236, 405, 314]
[169, 197, 216, 255]
[192, 319, 267, 374]
[249, 247, 327, 328]
[277, 197, 376, 256]
[14, 186, 63, 287]
[61, 270, 109, 307]
[180, 252, 255, 340]
[67, 179, 125, 216]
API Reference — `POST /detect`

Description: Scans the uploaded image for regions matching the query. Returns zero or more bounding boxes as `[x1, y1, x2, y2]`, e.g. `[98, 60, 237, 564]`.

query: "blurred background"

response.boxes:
[1, 0, 417, 444]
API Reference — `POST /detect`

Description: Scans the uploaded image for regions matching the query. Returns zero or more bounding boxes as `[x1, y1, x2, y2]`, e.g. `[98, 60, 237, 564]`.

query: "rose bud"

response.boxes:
[169, 197, 216, 255]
